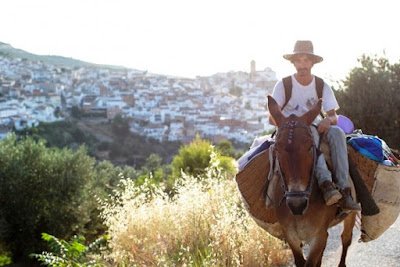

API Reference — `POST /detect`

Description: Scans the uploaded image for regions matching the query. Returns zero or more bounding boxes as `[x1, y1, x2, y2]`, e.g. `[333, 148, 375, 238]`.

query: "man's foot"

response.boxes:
[339, 188, 361, 211]
[319, 181, 342, 206]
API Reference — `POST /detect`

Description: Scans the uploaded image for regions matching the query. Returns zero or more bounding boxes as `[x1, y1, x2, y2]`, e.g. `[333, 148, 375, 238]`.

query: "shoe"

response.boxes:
[339, 188, 361, 211]
[319, 181, 342, 206]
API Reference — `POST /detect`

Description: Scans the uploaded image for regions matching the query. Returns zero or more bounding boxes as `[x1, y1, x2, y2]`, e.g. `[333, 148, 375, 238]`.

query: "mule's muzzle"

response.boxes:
[286, 196, 310, 215]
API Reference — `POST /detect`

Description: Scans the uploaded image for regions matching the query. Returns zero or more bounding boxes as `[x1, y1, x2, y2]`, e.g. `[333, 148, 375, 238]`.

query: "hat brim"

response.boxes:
[283, 53, 323, 63]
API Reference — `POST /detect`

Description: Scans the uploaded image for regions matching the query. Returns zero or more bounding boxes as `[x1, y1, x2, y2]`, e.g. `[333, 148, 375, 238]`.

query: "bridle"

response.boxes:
[274, 119, 320, 211]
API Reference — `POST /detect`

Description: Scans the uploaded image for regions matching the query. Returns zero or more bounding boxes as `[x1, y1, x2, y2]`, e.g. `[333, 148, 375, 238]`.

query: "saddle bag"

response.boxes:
[348, 146, 400, 242]
[235, 148, 284, 240]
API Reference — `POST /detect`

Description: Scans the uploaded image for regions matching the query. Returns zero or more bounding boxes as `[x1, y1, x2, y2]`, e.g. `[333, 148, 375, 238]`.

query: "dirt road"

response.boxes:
[320, 215, 400, 266]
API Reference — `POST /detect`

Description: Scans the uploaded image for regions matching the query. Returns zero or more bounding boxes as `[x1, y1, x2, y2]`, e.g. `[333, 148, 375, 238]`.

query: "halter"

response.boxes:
[274, 119, 319, 209]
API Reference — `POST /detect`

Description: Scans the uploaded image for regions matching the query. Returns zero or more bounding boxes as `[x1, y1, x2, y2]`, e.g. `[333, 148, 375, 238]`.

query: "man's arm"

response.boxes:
[317, 109, 338, 134]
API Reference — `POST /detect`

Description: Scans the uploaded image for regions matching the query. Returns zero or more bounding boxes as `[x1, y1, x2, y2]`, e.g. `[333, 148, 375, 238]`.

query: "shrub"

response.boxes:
[171, 135, 237, 179]
[0, 134, 109, 263]
[101, 157, 289, 266]
[30, 233, 109, 266]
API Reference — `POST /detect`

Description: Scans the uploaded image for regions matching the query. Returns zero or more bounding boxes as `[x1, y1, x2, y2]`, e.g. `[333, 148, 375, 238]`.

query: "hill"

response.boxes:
[0, 41, 130, 70]
[17, 117, 181, 168]
[75, 118, 181, 167]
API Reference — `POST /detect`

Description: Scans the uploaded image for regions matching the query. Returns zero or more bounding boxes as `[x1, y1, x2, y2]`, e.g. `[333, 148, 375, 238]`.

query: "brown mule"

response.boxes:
[267, 95, 357, 267]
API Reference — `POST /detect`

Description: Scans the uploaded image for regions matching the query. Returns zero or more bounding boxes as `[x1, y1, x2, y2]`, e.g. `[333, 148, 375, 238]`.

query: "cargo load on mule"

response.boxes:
[346, 132, 400, 242]
[236, 124, 400, 243]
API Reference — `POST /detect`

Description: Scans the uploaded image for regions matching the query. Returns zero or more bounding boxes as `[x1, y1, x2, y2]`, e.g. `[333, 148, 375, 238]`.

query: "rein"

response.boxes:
[274, 120, 321, 207]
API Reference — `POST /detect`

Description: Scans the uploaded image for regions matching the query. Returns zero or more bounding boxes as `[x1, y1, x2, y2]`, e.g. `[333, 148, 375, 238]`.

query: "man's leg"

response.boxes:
[325, 126, 360, 211]
[310, 126, 342, 206]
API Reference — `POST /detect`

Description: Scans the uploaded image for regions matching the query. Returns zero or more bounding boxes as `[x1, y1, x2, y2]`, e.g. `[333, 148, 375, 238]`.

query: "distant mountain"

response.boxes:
[0, 41, 131, 70]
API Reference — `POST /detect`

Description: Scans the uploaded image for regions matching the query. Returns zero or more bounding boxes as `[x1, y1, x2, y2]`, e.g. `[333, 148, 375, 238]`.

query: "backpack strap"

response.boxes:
[271, 76, 292, 138]
[315, 76, 324, 99]
[281, 75, 292, 111]
[282, 75, 325, 113]
[315, 76, 325, 118]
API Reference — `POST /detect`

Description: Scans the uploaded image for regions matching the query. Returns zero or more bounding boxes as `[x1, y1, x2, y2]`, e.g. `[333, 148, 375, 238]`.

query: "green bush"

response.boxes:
[335, 54, 400, 149]
[0, 134, 110, 263]
[16, 120, 98, 156]
[30, 233, 108, 267]
[171, 135, 237, 179]
[0, 252, 12, 266]
[216, 140, 235, 157]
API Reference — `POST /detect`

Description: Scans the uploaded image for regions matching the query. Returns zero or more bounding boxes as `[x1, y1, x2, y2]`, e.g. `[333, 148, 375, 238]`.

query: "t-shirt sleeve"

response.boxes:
[271, 80, 285, 108]
[322, 83, 339, 112]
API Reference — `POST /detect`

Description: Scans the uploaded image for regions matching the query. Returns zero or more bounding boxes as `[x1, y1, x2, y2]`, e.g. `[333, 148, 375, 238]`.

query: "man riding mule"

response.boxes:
[267, 95, 357, 267]
[235, 40, 399, 266]
[270, 40, 360, 212]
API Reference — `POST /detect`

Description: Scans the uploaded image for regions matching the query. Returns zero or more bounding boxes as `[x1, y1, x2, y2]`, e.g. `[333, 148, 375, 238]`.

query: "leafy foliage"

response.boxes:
[16, 119, 181, 169]
[71, 106, 83, 119]
[130, 153, 173, 193]
[0, 252, 12, 266]
[16, 120, 98, 155]
[0, 134, 114, 262]
[30, 233, 108, 267]
[171, 135, 236, 179]
[93, 160, 137, 198]
[215, 139, 247, 159]
[216, 140, 235, 157]
[111, 114, 130, 140]
[335, 54, 400, 149]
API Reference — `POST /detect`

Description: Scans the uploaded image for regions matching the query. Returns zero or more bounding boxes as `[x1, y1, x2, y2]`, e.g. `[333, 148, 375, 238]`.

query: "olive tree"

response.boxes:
[0, 135, 105, 263]
[335, 54, 400, 149]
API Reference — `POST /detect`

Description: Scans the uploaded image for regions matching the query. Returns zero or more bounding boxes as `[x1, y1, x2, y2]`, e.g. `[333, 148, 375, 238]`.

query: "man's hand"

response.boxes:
[317, 117, 331, 134]
[317, 109, 338, 134]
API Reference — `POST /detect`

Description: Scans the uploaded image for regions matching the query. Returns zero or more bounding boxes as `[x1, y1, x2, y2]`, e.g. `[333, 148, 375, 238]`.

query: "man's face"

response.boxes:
[292, 54, 314, 77]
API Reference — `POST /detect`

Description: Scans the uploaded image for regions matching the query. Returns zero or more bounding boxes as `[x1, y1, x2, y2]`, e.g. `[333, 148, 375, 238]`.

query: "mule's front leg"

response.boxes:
[288, 242, 306, 266]
[286, 235, 306, 267]
[305, 231, 328, 267]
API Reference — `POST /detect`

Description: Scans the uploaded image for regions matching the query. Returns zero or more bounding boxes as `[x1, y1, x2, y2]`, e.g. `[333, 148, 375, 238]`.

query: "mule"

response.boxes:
[267, 95, 357, 267]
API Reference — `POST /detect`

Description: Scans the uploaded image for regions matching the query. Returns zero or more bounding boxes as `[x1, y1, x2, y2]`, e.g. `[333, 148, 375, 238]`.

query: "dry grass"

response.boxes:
[101, 155, 290, 266]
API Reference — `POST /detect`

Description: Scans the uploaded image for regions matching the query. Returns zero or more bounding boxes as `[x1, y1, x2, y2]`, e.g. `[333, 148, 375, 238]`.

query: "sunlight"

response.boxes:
[2, 0, 399, 81]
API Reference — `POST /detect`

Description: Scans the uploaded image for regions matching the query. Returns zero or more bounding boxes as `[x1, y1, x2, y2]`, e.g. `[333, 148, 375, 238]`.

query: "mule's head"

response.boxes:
[267, 95, 322, 215]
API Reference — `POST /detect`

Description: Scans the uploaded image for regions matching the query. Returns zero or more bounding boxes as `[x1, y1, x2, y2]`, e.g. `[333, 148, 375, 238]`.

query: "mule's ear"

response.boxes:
[301, 98, 322, 125]
[267, 95, 285, 127]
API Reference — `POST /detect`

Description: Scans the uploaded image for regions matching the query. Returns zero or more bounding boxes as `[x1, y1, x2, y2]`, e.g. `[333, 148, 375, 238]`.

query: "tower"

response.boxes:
[250, 60, 256, 78]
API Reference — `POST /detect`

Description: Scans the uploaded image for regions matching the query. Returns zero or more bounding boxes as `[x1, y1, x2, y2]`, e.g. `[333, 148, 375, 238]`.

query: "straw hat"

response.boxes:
[283, 40, 323, 63]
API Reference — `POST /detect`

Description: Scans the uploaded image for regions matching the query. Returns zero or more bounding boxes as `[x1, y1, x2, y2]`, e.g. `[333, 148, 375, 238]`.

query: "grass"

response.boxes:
[101, 156, 290, 266]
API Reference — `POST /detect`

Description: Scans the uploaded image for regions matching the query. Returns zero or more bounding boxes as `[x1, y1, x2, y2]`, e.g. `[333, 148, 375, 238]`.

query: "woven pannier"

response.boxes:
[348, 147, 400, 242]
[235, 149, 284, 240]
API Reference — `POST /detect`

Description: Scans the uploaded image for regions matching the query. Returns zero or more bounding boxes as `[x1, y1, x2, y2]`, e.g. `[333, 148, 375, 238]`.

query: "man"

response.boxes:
[269, 40, 360, 211]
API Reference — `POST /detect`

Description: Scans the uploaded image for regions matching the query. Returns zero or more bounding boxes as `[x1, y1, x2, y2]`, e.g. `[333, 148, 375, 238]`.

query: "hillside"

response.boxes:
[18, 117, 182, 168]
[0, 41, 129, 70]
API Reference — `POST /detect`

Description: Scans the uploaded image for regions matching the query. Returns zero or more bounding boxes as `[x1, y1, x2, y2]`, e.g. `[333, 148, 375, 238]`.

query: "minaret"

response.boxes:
[250, 60, 256, 78]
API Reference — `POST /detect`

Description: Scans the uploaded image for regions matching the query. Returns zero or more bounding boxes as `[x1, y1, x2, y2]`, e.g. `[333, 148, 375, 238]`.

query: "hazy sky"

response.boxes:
[2, 0, 400, 83]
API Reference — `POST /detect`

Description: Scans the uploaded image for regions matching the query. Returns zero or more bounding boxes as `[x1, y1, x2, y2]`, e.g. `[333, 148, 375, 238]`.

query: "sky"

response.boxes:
[1, 0, 400, 84]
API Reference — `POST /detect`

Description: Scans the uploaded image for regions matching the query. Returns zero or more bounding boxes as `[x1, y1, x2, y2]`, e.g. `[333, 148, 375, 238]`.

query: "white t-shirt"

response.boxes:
[271, 75, 339, 125]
